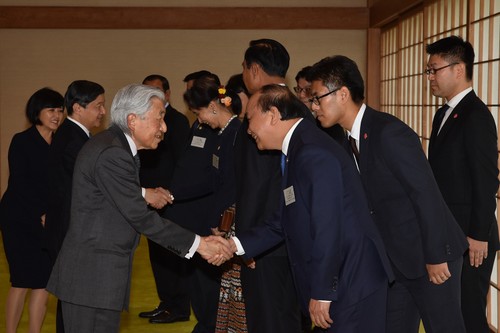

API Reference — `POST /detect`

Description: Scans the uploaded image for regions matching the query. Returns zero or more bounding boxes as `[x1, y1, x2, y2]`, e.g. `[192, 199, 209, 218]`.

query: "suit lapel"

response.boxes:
[284, 120, 309, 187]
[109, 125, 134, 158]
[358, 108, 373, 175]
[430, 91, 475, 153]
[66, 119, 90, 141]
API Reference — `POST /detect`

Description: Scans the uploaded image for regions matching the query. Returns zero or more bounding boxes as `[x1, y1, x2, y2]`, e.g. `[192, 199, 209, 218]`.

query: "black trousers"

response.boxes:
[462, 251, 496, 333]
[190, 255, 221, 333]
[386, 257, 465, 333]
[241, 255, 301, 333]
[148, 239, 191, 316]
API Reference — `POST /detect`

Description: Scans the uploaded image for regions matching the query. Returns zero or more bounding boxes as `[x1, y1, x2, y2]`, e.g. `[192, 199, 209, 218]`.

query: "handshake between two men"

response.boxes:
[144, 186, 241, 266]
[197, 236, 237, 266]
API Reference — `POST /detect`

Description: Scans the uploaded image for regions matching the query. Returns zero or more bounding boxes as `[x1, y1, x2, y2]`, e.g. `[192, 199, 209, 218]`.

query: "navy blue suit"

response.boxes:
[238, 119, 392, 333]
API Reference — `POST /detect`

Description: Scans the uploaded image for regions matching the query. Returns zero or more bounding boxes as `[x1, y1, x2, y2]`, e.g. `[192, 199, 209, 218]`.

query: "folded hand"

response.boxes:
[145, 187, 174, 209]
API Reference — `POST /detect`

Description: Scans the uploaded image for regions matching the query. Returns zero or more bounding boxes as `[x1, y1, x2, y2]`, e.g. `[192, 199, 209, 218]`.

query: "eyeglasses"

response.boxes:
[424, 62, 459, 76]
[293, 86, 311, 95]
[308, 87, 340, 106]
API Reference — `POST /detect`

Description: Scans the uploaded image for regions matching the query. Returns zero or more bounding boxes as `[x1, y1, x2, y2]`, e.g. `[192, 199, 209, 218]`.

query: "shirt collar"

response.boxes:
[446, 87, 472, 108]
[67, 116, 91, 137]
[124, 133, 138, 156]
[347, 103, 367, 141]
[282, 118, 303, 155]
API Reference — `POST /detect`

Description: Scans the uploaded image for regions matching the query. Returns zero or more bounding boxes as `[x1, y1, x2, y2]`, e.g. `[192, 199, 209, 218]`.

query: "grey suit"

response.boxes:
[46, 125, 196, 317]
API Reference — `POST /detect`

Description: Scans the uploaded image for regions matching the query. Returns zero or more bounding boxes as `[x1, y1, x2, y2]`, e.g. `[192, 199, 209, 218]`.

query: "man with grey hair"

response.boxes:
[46, 84, 232, 333]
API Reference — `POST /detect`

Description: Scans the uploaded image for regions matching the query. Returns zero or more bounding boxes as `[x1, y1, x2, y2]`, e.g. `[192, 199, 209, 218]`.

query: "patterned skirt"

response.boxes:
[215, 261, 247, 332]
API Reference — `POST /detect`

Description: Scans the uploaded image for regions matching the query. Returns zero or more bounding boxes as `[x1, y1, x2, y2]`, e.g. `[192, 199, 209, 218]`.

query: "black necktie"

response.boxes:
[349, 136, 360, 166]
[133, 154, 141, 169]
[434, 104, 450, 134]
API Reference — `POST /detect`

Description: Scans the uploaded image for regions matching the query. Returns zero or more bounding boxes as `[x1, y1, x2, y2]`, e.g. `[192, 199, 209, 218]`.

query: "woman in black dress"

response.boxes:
[183, 76, 243, 332]
[0, 88, 64, 333]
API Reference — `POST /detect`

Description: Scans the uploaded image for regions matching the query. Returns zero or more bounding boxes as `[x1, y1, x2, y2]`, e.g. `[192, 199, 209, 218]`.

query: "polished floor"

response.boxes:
[0, 235, 195, 333]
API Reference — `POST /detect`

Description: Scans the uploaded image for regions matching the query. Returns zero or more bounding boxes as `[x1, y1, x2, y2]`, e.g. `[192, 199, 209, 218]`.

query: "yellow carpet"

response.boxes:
[0, 235, 196, 333]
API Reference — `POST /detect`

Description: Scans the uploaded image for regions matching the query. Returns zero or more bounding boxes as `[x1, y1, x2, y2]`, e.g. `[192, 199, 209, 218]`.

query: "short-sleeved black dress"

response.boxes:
[0, 126, 52, 288]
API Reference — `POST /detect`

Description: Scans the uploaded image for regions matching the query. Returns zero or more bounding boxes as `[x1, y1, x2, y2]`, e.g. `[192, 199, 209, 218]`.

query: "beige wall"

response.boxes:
[0, 27, 366, 193]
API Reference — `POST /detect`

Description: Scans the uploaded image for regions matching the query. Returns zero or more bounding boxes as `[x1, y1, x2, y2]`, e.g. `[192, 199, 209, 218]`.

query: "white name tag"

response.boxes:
[212, 154, 219, 169]
[284, 186, 296, 206]
[191, 136, 206, 148]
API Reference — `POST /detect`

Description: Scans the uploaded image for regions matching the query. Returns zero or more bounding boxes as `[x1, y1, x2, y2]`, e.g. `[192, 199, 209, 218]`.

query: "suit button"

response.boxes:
[332, 277, 338, 291]
[370, 210, 375, 215]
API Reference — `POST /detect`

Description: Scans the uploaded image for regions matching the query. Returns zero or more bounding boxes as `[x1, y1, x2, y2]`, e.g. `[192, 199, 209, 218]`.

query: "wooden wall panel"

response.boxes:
[0, 6, 369, 29]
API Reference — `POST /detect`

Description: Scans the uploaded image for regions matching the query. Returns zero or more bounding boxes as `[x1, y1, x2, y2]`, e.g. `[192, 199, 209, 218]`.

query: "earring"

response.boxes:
[212, 110, 217, 114]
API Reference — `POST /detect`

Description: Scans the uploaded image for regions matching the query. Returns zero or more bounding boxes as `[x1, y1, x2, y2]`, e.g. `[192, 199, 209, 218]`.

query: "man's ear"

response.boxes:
[455, 63, 466, 80]
[268, 106, 281, 125]
[127, 113, 137, 133]
[250, 63, 260, 78]
[72, 103, 83, 115]
[338, 86, 350, 104]
[164, 89, 171, 102]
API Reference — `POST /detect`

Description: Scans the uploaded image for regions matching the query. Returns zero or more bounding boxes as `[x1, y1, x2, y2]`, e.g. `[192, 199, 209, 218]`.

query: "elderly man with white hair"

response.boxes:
[46, 84, 232, 333]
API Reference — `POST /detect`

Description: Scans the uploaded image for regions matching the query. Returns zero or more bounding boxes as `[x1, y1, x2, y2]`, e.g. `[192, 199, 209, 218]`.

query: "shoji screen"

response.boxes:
[379, 0, 500, 330]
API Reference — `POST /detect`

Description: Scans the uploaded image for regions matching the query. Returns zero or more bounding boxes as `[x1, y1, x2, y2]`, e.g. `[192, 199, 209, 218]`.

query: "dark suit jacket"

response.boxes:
[234, 118, 286, 257]
[46, 125, 196, 311]
[166, 121, 219, 235]
[0, 126, 50, 232]
[139, 104, 190, 189]
[238, 119, 392, 314]
[354, 107, 468, 279]
[45, 118, 89, 262]
[428, 91, 499, 251]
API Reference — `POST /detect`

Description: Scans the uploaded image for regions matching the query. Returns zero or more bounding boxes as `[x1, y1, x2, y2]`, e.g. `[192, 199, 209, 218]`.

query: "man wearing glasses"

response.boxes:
[308, 55, 468, 333]
[426, 36, 499, 333]
[294, 66, 345, 145]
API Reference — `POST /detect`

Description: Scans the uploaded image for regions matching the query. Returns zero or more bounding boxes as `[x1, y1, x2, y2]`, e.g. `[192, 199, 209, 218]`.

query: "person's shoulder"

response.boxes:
[10, 126, 36, 146]
[459, 91, 491, 115]
[167, 105, 189, 121]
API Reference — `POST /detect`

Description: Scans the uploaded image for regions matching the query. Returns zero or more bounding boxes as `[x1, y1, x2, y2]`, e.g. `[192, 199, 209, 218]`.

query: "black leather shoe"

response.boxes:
[138, 305, 166, 318]
[149, 311, 190, 324]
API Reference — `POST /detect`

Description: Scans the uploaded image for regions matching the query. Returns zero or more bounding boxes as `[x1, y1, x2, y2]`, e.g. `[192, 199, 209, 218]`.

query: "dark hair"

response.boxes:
[226, 74, 249, 116]
[25, 88, 64, 125]
[308, 55, 365, 104]
[244, 39, 290, 78]
[183, 76, 221, 110]
[256, 85, 310, 120]
[65, 80, 105, 116]
[426, 35, 474, 81]
[142, 74, 170, 91]
[183, 70, 221, 85]
[295, 66, 312, 82]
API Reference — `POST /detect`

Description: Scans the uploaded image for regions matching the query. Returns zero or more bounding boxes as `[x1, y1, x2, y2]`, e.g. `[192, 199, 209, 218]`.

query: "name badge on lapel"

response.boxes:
[191, 136, 206, 148]
[284, 186, 296, 206]
[212, 154, 219, 169]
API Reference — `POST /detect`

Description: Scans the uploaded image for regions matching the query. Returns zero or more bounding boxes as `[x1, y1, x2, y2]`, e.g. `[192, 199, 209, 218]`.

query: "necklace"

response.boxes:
[218, 115, 237, 135]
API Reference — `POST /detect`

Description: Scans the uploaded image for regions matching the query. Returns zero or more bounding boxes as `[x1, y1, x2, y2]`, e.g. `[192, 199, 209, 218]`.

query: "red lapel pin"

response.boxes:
[453, 114, 458, 118]
[363, 133, 368, 139]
